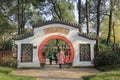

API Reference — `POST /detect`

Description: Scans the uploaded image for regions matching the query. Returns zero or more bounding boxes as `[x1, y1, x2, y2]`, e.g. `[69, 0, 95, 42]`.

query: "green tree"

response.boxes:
[39, 0, 75, 51]
[86, 0, 90, 34]
[0, 0, 45, 50]
[17, 0, 45, 34]
[106, 0, 114, 45]
[78, 0, 82, 32]
[96, 0, 102, 52]
[40, 0, 75, 21]
[101, 18, 120, 46]
[0, 0, 44, 35]
[0, 1, 17, 49]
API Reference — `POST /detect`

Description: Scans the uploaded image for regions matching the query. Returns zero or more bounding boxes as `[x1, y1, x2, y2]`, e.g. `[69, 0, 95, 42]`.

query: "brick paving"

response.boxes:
[10, 65, 101, 80]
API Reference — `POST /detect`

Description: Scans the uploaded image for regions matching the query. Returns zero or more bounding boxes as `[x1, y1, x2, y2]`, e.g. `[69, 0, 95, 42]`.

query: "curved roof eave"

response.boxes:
[13, 20, 96, 40]
[32, 19, 81, 29]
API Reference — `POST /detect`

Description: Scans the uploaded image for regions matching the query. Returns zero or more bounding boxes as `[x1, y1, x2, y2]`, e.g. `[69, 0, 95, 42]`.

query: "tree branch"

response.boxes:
[50, 0, 61, 19]
[102, 13, 110, 16]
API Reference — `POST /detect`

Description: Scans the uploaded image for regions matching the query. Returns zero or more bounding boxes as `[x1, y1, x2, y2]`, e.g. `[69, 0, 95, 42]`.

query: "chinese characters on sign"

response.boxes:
[44, 27, 69, 34]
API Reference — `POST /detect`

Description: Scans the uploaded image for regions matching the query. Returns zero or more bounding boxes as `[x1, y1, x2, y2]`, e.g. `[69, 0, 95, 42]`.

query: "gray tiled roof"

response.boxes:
[13, 30, 34, 40]
[13, 20, 96, 40]
[78, 32, 96, 40]
[32, 19, 80, 28]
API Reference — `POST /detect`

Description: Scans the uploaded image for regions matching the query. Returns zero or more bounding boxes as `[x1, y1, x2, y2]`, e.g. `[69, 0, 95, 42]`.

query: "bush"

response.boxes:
[0, 39, 13, 51]
[94, 51, 120, 67]
[0, 58, 17, 68]
[0, 66, 13, 74]
[115, 50, 120, 64]
[97, 64, 120, 71]
[99, 43, 112, 51]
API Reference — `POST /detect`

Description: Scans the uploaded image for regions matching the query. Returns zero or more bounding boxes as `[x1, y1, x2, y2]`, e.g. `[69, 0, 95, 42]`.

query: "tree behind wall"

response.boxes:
[106, 0, 114, 46]
[0, 0, 44, 35]
[96, 0, 101, 52]
[17, 0, 45, 35]
[39, 0, 75, 50]
[86, 0, 90, 34]
[78, 0, 82, 32]
[39, 0, 75, 21]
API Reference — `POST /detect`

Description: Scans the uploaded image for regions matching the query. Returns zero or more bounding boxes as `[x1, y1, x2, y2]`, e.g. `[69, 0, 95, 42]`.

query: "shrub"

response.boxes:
[0, 66, 13, 74]
[99, 43, 112, 51]
[94, 51, 120, 67]
[115, 50, 120, 64]
[0, 58, 17, 68]
[0, 39, 13, 51]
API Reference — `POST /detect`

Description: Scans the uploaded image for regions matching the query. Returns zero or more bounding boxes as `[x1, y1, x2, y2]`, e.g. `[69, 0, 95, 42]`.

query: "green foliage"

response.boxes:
[82, 68, 120, 80]
[0, 0, 44, 35]
[97, 64, 120, 71]
[99, 43, 112, 51]
[115, 50, 120, 64]
[100, 0, 120, 46]
[0, 66, 35, 80]
[94, 51, 120, 67]
[0, 66, 13, 74]
[0, 0, 17, 36]
[21, 28, 33, 34]
[83, 63, 120, 80]
[0, 13, 16, 36]
[0, 39, 13, 51]
[0, 58, 17, 68]
[0, 73, 35, 80]
[45, 39, 67, 51]
[40, 0, 75, 21]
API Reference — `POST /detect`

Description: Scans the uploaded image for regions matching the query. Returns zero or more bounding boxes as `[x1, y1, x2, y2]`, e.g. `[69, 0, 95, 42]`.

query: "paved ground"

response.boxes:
[10, 65, 101, 80]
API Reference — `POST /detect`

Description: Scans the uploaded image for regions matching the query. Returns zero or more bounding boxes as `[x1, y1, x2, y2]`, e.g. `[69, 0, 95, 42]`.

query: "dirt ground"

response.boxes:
[10, 65, 101, 80]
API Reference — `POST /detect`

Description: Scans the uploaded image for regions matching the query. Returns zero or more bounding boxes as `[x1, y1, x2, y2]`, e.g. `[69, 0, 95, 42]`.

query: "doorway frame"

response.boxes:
[38, 35, 74, 63]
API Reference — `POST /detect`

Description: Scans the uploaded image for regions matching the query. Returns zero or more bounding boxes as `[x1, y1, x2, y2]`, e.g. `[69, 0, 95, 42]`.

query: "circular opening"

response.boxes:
[42, 39, 70, 65]
[38, 35, 74, 63]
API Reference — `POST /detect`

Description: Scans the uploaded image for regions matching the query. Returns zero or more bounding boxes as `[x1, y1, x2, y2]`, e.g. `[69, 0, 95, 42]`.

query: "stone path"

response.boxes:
[10, 65, 101, 80]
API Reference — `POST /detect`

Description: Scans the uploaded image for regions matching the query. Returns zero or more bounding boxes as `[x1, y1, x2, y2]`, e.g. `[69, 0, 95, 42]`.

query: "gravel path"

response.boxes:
[10, 65, 101, 80]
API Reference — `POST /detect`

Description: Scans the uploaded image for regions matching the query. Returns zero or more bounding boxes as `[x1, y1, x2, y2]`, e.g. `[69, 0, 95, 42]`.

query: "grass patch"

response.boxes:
[0, 73, 35, 80]
[83, 64, 120, 80]
[97, 64, 120, 71]
[0, 66, 14, 74]
[83, 69, 120, 80]
[0, 66, 35, 80]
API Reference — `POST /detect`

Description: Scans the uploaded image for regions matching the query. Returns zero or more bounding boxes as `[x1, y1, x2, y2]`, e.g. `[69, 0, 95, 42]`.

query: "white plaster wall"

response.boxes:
[15, 23, 96, 68]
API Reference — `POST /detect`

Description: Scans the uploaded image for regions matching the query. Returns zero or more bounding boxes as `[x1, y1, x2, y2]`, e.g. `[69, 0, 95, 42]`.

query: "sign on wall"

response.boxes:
[44, 27, 69, 34]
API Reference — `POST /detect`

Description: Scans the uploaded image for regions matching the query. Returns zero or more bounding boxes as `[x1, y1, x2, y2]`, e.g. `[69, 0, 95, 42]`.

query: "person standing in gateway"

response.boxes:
[57, 49, 65, 68]
[48, 51, 54, 65]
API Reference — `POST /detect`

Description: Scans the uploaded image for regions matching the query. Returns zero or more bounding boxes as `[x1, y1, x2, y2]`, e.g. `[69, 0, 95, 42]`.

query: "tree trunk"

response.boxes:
[96, 0, 101, 54]
[86, 0, 90, 34]
[21, 0, 24, 33]
[17, 0, 25, 35]
[17, 0, 21, 35]
[112, 22, 116, 50]
[106, 0, 113, 46]
[56, 39, 60, 51]
[78, 0, 82, 32]
[50, 0, 61, 19]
